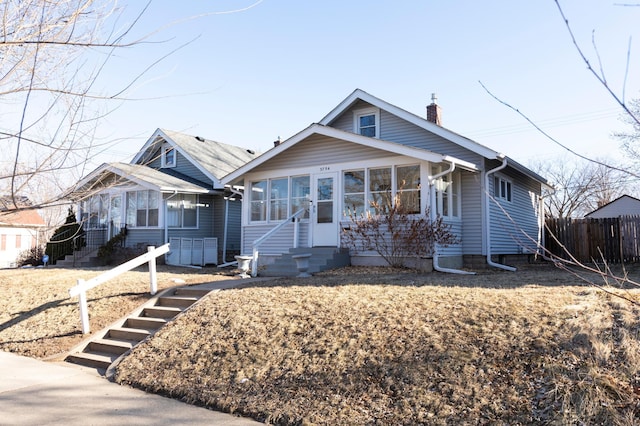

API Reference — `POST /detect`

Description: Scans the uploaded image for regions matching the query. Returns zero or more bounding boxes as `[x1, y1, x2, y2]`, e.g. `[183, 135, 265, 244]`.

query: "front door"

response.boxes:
[312, 172, 338, 246]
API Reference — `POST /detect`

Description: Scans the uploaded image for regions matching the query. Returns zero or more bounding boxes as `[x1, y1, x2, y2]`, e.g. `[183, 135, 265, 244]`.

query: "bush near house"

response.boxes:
[342, 194, 458, 267]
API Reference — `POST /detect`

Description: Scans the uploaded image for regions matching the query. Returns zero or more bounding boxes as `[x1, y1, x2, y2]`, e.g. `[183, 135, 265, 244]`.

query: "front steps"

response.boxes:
[259, 247, 351, 277]
[65, 287, 213, 372]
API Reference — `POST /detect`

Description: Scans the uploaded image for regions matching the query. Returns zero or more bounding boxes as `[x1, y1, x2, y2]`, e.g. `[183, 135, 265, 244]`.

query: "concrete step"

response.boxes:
[124, 316, 167, 330]
[87, 338, 134, 355]
[107, 327, 151, 342]
[157, 295, 199, 308]
[142, 306, 182, 319]
[66, 351, 119, 370]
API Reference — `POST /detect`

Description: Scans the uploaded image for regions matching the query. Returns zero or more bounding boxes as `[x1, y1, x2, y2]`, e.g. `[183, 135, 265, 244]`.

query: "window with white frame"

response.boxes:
[126, 190, 159, 227]
[432, 166, 460, 218]
[249, 176, 310, 223]
[342, 165, 422, 217]
[343, 170, 366, 216]
[397, 165, 421, 214]
[369, 167, 392, 214]
[291, 175, 310, 219]
[162, 143, 176, 168]
[494, 176, 512, 202]
[81, 194, 109, 228]
[353, 108, 380, 138]
[250, 180, 267, 222]
[166, 194, 197, 227]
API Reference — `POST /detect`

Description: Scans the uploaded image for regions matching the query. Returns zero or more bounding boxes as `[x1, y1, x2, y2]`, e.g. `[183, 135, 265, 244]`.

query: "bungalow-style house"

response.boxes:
[0, 196, 47, 268]
[222, 89, 550, 273]
[70, 128, 259, 266]
[585, 195, 640, 219]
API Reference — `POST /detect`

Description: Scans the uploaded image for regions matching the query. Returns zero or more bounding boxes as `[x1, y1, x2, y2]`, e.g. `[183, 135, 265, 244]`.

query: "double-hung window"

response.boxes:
[494, 176, 512, 202]
[126, 190, 159, 227]
[291, 176, 310, 219]
[432, 166, 460, 219]
[162, 144, 176, 168]
[369, 167, 392, 214]
[354, 108, 380, 138]
[167, 194, 197, 228]
[343, 170, 366, 216]
[270, 178, 289, 221]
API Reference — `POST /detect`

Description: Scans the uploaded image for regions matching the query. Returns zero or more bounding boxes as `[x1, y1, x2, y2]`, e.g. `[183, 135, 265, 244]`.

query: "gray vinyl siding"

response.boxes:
[460, 171, 483, 255]
[251, 135, 393, 173]
[487, 160, 541, 254]
[212, 196, 242, 260]
[438, 220, 463, 256]
[241, 222, 310, 254]
[327, 103, 484, 165]
[146, 150, 212, 186]
[124, 229, 164, 248]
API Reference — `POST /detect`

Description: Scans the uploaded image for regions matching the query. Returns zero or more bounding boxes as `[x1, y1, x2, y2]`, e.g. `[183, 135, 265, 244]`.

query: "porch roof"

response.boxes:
[73, 163, 213, 199]
[222, 124, 478, 186]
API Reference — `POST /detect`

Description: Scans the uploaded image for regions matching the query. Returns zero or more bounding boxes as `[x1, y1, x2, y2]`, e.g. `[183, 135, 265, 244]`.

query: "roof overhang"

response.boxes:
[222, 124, 478, 185]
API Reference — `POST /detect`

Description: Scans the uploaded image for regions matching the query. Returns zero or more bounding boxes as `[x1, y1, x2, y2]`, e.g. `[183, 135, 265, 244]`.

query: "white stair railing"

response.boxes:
[251, 208, 306, 277]
[69, 244, 170, 334]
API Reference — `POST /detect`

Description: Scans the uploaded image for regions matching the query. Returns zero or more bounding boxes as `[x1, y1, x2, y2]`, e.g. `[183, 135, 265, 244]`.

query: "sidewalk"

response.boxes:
[0, 351, 260, 425]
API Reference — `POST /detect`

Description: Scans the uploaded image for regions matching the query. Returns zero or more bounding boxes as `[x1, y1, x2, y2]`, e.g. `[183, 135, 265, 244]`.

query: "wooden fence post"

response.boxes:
[148, 245, 157, 296]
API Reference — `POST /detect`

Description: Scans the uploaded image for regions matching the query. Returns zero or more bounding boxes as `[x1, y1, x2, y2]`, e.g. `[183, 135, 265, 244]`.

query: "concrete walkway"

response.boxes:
[0, 351, 260, 425]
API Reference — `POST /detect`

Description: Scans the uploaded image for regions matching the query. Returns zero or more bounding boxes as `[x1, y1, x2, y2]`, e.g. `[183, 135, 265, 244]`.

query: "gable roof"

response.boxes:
[74, 162, 213, 198]
[131, 128, 260, 187]
[0, 196, 46, 227]
[222, 124, 478, 185]
[585, 194, 640, 218]
[320, 89, 549, 185]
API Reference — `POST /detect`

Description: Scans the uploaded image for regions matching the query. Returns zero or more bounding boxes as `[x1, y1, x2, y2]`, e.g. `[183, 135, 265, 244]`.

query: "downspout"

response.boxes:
[484, 155, 517, 271]
[429, 162, 475, 275]
[165, 190, 179, 263]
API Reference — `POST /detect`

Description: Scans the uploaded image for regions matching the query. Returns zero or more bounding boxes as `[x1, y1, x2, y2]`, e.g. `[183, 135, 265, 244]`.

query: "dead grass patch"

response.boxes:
[114, 265, 640, 425]
[0, 265, 236, 359]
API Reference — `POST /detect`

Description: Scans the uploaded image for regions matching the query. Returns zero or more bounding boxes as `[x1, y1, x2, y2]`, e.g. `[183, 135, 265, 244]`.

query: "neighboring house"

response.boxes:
[70, 128, 259, 266]
[585, 195, 640, 218]
[0, 196, 47, 268]
[222, 89, 550, 271]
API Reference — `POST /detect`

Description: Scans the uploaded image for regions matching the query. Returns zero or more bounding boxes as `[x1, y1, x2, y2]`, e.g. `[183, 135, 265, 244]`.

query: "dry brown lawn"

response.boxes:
[113, 264, 640, 425]
[0, 264, 237, 359]
[2, 262, 640, 424]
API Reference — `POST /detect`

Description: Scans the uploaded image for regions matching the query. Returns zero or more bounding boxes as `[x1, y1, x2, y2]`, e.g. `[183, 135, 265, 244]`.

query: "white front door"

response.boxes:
[311, 172, 338, 246]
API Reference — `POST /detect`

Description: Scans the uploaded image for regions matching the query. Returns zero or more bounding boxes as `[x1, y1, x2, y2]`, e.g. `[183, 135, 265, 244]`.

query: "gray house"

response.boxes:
[72, 128, 259, 265]
[222, 89, 550, 273]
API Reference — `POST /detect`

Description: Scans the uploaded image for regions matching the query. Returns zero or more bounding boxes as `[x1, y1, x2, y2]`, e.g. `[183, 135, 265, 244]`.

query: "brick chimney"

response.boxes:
[426, 93, 442, 126]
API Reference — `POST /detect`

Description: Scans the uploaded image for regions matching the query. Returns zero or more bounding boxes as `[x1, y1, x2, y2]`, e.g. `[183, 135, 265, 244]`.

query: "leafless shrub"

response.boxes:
[341, 192, 459, 267]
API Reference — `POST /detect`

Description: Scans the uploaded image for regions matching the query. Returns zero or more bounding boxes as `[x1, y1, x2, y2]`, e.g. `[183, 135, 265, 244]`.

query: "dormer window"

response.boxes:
[162, 144, 176, 168]
[354, 107, 380, 138]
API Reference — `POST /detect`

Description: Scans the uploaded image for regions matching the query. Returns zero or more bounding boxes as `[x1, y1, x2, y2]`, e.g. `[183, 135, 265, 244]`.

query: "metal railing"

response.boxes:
[251, 208, 306, 277]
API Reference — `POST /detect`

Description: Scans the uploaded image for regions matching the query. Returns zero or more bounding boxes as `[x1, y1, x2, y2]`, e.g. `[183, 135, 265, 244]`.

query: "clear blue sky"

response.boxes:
[95, 0, 640, 170]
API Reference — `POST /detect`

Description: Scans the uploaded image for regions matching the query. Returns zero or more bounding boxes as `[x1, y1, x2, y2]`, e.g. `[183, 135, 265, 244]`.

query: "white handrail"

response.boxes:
[69, 243, 170, 334]
[251, 208, 306, 277]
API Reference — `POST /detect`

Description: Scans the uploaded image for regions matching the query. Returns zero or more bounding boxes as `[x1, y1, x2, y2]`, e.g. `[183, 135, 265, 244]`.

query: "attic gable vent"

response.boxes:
[195, 136, 205, 142]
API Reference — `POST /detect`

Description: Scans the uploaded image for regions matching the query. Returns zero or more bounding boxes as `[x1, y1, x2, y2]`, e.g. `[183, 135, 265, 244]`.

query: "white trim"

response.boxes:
[222, 124, 477, 185]
[161, 143, 176, 168]
[320, 89, 500, 159]
[131, 128, 221, 188]
[493, 174, 513, 203]
[353, 107, 380, 138]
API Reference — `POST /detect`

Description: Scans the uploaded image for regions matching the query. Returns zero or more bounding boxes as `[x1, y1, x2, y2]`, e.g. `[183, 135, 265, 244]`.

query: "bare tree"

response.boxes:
[0, 0, 262, 224]
[531, 156, 634, 218]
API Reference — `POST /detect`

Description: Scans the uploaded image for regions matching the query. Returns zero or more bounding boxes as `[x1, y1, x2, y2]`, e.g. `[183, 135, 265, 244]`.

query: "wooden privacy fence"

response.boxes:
[545, 216, 640, 264]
